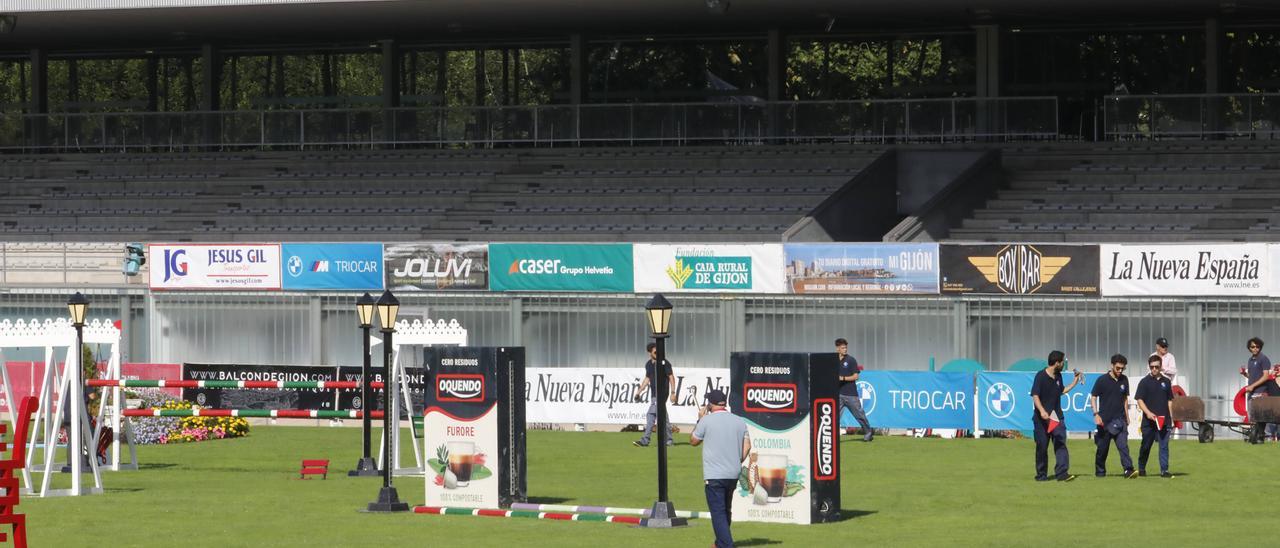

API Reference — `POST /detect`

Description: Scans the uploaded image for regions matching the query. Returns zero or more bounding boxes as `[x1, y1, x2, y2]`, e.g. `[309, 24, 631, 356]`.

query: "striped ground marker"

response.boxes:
[121, 409, 386, 419]
[508, 502, 705, 520]
[87, 379, 385, 389]
[414, 506, 642, 525]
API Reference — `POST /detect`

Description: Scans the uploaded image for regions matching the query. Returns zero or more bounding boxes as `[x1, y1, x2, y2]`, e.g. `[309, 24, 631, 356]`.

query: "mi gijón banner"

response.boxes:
[633, 244, 786, 293]
[784, 243, 939, 294]
[385, 243, 489, 291]
[281, 243, 384, 291]
[940, 244, 1099, 295]
[148, 243, 282, 290]
[489, 243, 633, 292]
[975, 371, 1104, 432]
[852, 371, 972, 429]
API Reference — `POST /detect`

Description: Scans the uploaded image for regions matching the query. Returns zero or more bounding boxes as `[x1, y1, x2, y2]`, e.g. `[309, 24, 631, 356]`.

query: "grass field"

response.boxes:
[19, 427, 1274, 547]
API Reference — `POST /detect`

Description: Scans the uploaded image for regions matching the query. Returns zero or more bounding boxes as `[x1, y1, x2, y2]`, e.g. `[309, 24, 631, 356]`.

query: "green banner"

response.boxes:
[489, 244, 634, 292]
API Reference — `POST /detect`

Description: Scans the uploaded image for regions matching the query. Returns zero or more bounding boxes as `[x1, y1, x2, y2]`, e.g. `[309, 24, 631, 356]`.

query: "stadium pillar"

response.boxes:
[28, 48, 47, 147]
[766, 29, 785, 141]
[974, 25, 1001, 139]
[382, 40, 400, 144]
[1204, 18, 1222, 94]
[1204, 18, 1223, 137]
[569, 34, 586, 105]
[201, 44, 222, 147]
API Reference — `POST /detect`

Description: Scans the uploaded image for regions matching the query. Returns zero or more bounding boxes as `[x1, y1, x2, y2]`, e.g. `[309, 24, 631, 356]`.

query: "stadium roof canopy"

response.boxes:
[0, 0, 1271, 50]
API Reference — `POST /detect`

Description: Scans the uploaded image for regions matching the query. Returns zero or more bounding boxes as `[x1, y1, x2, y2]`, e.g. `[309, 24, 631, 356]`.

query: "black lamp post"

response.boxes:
[349, 292, 379, 477]
[63, 292, 90, 477]
[368, 290, 408, 512]
[641, 293, 686, 528]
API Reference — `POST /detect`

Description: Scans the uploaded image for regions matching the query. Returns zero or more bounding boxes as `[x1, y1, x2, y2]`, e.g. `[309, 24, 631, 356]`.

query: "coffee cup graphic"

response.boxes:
[447, 441, 476, 488]
[756, 454, 788, 503]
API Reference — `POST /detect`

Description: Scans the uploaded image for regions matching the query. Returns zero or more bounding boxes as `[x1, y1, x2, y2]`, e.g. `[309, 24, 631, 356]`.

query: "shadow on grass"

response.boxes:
[737, 538, 783, 546]
[105, 487, 145, 493]
[527, 496, 572, 504]
[829, 509, 876, 522]
[139, 463, 178, 470]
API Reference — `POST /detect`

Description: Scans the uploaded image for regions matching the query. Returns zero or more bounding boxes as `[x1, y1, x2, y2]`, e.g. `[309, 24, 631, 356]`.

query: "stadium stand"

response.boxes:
[948, 142, 1280, 242]
[0, 146, 874, 242]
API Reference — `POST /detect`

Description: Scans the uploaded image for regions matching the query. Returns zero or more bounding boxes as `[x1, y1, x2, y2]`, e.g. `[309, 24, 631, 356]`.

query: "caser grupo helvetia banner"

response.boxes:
[940, 244, 1099, 295]
[488, 243, 634, 292]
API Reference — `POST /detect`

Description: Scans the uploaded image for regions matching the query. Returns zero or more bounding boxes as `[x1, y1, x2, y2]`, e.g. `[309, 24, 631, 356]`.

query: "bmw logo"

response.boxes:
[985, 382, 1016, 419]
[857, 380, 876, 415]
[287, 255, 303, 277]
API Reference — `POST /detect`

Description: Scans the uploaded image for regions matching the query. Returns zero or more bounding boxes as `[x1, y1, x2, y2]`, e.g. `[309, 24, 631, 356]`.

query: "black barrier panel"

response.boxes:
[940, 244, 1100, 295]
[729, 352, 840, 525]
[182, 364, 339, 410]
[423, 346, 526, 508]
[335, 366, 427, 415]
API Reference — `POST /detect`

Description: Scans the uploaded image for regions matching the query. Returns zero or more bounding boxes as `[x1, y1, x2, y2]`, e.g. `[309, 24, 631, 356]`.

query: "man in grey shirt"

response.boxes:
[691, 389, 751, 548]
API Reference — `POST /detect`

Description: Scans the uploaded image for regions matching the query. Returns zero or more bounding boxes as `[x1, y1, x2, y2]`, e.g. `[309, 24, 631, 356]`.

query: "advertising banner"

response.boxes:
[1101, 244, 1268, 296]
[784, 243, 939, 294]
[940, 244, 1099, 295]
[975, 371, 1103, 432]
[422, 346, 526, 509]
[489, 244, 633, 292]
[853, 371, 972, 429]
[148, 243, 282, 290]
[335, 366, 427, 413]
[634, 244, 786, 293]
[182, 364, 339, 410]
[730, 352, 841, 525]
[119, 362, 184, 398]
[522, 367, 729, 425]
[281, 243, 384, 291]
[386, 243, 489, 291]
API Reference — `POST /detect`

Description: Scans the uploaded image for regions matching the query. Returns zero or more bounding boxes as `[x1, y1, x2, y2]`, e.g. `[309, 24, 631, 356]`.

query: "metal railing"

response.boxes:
[1104, 93, 1280, 140]
[0, 97, 1058, 151]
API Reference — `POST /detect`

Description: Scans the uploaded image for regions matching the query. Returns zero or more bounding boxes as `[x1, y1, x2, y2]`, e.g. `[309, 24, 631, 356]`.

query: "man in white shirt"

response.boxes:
[1151, 337, 1177, 383]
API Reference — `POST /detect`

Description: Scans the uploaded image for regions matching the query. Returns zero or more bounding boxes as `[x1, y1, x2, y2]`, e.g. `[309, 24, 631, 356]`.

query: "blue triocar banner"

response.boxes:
[281, 243, 384, 291]
[975, 371, 1102, 432]
[842, 371, 973, 429]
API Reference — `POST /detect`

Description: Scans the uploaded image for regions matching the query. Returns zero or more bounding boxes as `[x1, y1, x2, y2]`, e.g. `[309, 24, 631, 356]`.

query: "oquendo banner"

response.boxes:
[730, 352, 840, 525]
[422, 346, 527, 509]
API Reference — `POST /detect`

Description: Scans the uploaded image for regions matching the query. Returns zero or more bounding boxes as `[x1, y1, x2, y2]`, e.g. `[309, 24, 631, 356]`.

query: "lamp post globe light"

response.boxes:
[368, 290, 408, 512]
[641, 293, 686, 528]
[63, 292, 90, 475]
[349, 292, 380, 477]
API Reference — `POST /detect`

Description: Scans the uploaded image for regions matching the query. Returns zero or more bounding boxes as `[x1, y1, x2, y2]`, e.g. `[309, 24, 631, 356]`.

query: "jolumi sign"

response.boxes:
[489, 243, 633, 292]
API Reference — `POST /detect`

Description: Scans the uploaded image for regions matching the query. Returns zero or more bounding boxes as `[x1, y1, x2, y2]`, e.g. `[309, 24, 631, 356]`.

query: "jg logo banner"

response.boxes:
[281, 243, 384, 291]
[848, 371, 972, 429]
[976, 371, 1102, 432]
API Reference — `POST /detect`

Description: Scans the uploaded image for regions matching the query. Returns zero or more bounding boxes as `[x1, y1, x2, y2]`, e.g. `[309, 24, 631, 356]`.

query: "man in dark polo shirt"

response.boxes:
[834, 338, 873, 442]
[1090, 354, 1137, 478]
[1135, 355, 1174, 478]
[1242, 337, 1278, 444]
[1031, 350, 1083, 482]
